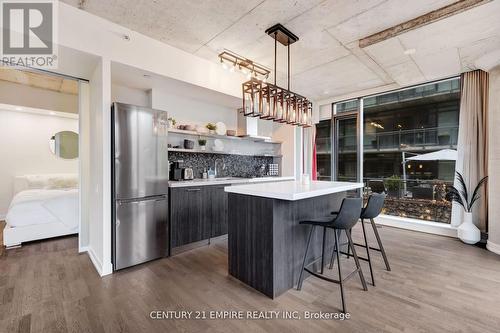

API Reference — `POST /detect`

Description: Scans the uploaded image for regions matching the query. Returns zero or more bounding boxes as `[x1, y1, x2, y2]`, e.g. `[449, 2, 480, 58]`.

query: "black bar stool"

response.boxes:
[296, 198, 368, 313]
[332, 193, 391, 286]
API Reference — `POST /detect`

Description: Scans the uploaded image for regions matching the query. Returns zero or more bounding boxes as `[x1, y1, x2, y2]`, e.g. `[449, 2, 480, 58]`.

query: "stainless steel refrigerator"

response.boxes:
[112, 102, 170, 271]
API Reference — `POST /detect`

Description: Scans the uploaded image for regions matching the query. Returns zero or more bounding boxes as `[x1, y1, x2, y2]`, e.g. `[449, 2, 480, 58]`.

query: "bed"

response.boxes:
[3, 174, 79, 248]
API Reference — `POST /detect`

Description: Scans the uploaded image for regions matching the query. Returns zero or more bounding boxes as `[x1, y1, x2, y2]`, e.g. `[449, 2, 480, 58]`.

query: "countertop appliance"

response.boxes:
[183, 167, 194, 180]
[171, 160, 184, 181]
[112, 103, 169, 271]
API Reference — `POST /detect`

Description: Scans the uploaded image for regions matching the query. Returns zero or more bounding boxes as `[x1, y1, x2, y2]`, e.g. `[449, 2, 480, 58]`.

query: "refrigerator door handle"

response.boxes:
[117, 195, 167, 205]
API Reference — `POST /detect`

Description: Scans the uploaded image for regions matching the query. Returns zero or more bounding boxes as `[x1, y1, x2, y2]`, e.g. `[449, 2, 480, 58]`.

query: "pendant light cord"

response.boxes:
[274, 32, 277, 86]
[288, 40, 290, 91]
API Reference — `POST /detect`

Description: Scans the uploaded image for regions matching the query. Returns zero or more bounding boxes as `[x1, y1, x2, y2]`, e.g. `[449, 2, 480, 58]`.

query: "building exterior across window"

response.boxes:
[316, 78, 460, 223]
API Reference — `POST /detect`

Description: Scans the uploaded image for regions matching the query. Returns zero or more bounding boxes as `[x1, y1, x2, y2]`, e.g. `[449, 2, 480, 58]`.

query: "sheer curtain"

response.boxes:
[302, 125, 317, 180]
[451, 70, 489, 231]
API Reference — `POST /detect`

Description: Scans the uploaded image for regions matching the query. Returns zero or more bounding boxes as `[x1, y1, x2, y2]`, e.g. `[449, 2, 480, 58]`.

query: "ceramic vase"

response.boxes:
[457, 212, 481, 244]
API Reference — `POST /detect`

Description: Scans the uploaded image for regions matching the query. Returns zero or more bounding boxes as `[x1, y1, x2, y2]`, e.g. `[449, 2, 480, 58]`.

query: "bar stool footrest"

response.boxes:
[339, 251, 369, 262]
[304, 267, 361, 285]
[353, 242, 382, 252]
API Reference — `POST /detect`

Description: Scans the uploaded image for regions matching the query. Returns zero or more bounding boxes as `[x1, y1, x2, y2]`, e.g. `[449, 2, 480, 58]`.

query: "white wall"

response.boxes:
[0, 109, 78, 218]
[85, 58, 112, 276]
[111, 84, 151, 108]
[272, 124, 297, 178]
[0, 81, 78, 114]
[150, 89, 237, 130]
[487, 66, 500, 255]
[79, 82, 90, 251]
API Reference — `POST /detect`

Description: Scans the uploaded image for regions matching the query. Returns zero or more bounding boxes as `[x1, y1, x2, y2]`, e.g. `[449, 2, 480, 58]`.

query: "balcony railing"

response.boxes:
[337, 125, 458, 152]
[363, 177, 453, 223]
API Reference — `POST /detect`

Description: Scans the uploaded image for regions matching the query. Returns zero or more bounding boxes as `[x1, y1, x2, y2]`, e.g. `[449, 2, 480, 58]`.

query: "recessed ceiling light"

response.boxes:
[404, 48, 416, 55]
[323, 91, 330, 95]
[49, 111, 56, 115]
[15, 106, 23, 111]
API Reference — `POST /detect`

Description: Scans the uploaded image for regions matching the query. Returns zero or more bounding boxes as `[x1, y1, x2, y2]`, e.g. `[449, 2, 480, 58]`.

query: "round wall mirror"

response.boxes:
[49, 131, 79, 159]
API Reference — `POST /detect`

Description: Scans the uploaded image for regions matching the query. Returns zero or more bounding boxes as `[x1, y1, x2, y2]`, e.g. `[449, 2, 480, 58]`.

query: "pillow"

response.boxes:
[14, 174, 78, 193]
[47, 177, 78, 189]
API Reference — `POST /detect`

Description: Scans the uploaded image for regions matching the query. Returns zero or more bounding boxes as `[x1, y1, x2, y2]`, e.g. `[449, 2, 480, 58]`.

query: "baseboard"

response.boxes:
[101, 261, 113, 276]
[86, 247, 104, 276]
[84, 246, 113, 276]
[375, 215, 458, 238]
[0, 213, 6, 220]
[79, 245, 89, 254]
[486, 240, 500, 255]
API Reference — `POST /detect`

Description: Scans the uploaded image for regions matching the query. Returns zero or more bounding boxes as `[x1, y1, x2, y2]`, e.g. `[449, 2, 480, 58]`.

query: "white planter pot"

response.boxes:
[457, 212, 481, 244]
[200, 146, 206, 151]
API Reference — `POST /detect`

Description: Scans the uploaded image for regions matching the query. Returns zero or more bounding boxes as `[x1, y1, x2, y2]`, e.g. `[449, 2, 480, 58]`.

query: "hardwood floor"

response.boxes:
[1, 224, 500, 332]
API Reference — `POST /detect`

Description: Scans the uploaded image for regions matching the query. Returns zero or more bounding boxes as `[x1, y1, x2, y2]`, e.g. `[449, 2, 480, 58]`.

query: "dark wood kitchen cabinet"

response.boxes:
[169, 184, 229, 248]
[169, 187, 210, 247]
[206, 185, 228, 238]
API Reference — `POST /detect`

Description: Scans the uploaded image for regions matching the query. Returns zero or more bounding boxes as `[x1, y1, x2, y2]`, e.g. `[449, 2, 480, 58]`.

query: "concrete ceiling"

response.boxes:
[63, 0, 500, 101]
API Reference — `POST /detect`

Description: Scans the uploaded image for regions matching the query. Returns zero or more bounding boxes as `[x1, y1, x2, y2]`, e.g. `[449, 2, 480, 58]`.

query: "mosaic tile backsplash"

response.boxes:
[169, 152, 277, 179]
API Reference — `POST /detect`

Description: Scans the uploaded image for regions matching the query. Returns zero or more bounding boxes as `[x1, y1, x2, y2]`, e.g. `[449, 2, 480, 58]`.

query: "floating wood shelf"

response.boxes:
[168, 128, 282, 144]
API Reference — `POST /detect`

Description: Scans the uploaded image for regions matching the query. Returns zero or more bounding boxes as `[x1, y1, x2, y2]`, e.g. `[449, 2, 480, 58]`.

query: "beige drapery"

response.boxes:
[451, 70, 488, 231]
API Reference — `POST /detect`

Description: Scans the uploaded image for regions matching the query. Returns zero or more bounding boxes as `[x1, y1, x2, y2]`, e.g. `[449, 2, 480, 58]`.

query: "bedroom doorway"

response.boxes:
[0, 67, 82, 249]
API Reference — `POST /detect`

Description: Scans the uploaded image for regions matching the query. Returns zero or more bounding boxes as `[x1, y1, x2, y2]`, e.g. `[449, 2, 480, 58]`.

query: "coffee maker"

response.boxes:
[170, 160, 184, 181]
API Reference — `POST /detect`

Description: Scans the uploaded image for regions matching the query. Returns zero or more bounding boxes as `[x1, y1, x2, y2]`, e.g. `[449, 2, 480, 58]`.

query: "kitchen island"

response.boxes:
[225, 180, 364, 298]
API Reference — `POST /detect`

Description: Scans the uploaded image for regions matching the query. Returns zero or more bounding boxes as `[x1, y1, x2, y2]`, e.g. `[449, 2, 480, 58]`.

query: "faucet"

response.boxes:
[214, 158, 225, 178]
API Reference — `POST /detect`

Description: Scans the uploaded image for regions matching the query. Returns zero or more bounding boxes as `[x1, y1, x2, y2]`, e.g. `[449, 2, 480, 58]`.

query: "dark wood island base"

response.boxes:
[227, 192, 347, 298]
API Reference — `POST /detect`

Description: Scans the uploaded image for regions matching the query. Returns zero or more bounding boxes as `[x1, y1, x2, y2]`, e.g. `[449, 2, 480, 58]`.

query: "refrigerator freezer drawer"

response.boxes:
[114, 197, 168, 270]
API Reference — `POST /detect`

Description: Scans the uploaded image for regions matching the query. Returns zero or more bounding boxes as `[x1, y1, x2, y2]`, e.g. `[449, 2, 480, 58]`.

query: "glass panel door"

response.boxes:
[335, 115, 359, 182]
[316, 120, 332, 180]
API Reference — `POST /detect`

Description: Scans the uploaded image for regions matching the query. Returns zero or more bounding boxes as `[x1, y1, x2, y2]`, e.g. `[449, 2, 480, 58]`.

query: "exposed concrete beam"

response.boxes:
[359, 0, 493, 48]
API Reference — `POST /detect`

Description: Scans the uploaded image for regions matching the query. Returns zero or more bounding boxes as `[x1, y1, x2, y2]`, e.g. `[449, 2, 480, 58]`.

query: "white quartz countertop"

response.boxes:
[168, 176, 295, 188]
[224, 180, 364, 201]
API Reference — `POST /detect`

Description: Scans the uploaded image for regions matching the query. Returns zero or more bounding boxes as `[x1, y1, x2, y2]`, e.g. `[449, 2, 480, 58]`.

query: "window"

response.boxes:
[316, 120, 332, 181]
[318, 78, 460, 224]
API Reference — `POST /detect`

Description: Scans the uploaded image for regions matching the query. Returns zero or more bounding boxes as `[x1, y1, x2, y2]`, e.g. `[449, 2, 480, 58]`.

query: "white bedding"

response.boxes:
[6, 189, 79, 230]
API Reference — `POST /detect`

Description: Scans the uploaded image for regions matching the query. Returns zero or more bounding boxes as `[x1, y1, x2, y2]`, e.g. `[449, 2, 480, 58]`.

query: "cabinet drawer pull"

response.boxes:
[186, 188, 201, 192]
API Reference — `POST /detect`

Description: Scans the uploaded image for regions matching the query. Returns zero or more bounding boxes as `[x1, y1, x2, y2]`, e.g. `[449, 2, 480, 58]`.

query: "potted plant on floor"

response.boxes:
[385, 175, 401, 198]
[446, 172, 488, 244]
[198, 139, 207, 151]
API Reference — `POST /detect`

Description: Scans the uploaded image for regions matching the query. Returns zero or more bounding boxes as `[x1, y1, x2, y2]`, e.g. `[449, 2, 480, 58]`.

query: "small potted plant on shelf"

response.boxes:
[446, 171, 488, 244]
[167, 117, 176, 129]
[206, 123, 217, 134]
[198, 139, 207, 151]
